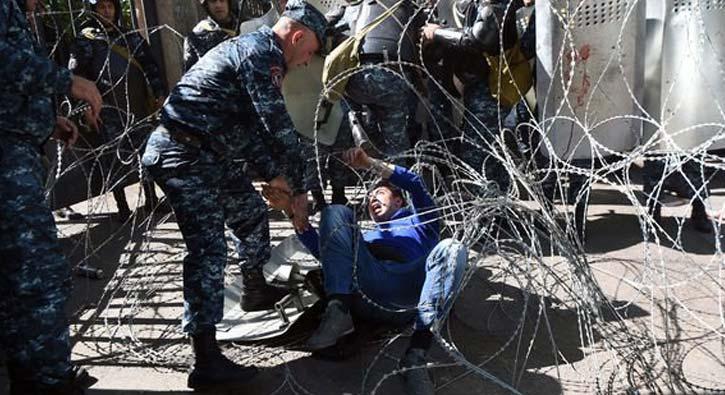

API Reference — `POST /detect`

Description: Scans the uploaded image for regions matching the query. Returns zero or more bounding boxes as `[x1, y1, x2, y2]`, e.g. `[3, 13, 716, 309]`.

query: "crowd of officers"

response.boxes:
[4, 0, 711, 393]
[3, 0, 536, 392]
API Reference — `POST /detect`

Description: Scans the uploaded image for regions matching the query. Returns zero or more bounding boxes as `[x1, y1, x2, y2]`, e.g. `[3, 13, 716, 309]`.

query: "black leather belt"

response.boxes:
[359, 52, 387, 63]
[160, 124, 226, 158]
[358, 53, 416, 71]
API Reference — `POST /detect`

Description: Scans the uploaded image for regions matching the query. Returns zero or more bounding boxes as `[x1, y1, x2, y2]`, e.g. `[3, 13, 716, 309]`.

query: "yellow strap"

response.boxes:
[221, 27, 238, 37]
[81, 28, 159, 113]
[109, 43, 145, 74]
[82, 28, 147, 75]
[322, 0, 406, 101]
[485, 41, 532, 108]
[109, 43, 158, 113]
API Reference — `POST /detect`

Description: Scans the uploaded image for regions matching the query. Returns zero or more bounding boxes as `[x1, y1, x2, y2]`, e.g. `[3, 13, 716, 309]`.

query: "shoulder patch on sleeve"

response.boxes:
[270, 65, 283, 89]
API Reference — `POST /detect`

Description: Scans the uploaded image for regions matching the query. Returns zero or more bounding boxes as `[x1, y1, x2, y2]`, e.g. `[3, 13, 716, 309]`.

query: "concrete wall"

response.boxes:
[152, 0, 205, 88]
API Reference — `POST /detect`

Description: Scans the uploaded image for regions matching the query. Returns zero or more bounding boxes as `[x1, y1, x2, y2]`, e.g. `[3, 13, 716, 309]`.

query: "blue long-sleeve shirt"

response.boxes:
[297, 165, 439, 262]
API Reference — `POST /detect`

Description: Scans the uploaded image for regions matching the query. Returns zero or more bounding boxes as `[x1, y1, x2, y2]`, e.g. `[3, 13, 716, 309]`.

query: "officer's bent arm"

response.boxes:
[430, 0, 518, 55]
[238, 54, 305, 193]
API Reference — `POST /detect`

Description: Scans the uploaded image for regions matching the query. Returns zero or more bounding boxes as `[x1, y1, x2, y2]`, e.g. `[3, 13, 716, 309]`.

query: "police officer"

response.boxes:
[69, 0, 166, 220]
[421, 0, 530, 193]
[330, 0, 423, 163]
[141, 0, 327, 390]
[184, 0, 239, 71]
[0, 0, 102, 393]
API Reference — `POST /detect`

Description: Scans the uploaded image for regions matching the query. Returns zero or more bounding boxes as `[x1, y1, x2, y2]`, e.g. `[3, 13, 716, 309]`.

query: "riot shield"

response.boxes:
[537, 0, 646, 160]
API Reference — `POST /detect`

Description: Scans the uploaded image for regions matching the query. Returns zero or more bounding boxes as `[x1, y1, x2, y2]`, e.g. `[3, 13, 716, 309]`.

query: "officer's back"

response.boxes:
[162, 28, 278, 142]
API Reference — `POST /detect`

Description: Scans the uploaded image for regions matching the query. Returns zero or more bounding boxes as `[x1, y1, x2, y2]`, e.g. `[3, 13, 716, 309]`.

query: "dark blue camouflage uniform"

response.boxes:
[344, 70, 417, 161]
[330, 0, 420, 163]
[427, 0, 527, 192]
[460, 79, 507, 190]
[183, 16, 238, 71]
[142, 26, 310, 334]
[0, 0, 75, 387]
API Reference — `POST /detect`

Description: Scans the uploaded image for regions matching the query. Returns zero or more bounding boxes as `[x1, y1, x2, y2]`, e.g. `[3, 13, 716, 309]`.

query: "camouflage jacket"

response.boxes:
[69, 24, 165, 117]
[183, 17, 237, 72]
[162, 26, 306, 193]
[0, 0, 72, 147]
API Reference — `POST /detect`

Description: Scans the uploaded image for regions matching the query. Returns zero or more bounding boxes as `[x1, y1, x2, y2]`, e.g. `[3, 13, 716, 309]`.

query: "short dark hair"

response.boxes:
[370, 179, 406, 206]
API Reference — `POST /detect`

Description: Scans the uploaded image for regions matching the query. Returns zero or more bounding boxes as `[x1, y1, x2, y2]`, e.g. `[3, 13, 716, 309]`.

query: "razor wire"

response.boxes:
[30, 0, 725, 393]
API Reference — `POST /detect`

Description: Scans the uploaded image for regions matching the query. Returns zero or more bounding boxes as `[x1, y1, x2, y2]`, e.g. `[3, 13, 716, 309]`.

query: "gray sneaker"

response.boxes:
[399, 348, 434, 395]
[306, 300, 355, 350]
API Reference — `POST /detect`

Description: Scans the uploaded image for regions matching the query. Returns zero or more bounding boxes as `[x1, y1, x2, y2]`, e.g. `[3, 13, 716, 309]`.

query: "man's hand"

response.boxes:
[291, 192, 310, 233]
[342, 147, 372, 169]
[70, 75, 102, 126]
[261, 184, 292, 212]
[83, 108, 101, 131]
[52, 116, 79, 147]
[420, 23, 441, 45]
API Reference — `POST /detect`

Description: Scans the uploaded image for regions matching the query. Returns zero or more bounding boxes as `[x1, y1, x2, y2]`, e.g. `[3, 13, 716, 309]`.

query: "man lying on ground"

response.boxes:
[264, 147, 468, 395]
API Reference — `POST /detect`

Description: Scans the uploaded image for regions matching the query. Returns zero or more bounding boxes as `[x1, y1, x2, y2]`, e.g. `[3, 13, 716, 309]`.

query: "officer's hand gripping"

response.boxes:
[52, 116, 79, 147]
[70, 75, 103, 130]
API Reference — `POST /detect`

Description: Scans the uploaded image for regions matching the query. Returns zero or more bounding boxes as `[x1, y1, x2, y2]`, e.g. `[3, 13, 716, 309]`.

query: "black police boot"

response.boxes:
[240, 266, 288, 311]
[690, 200, 711, 234]
[112, 189, 132, 222]
[188, 328, 258, 390]
[10, 381, 85, 395]
[9, 366, 94, 395]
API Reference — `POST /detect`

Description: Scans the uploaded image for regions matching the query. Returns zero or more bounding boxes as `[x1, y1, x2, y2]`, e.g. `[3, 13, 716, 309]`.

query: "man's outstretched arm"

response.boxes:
[343, 148, 436, 217]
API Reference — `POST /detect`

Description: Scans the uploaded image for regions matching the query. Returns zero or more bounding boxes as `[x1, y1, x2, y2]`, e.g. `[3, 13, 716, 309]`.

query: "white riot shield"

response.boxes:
[646, 0, 725, 152]
[238, 5, 280, 34]
[239, 0, 346, 146]
[217, 235, 320, 342]
[537, 0, 645, 160]
[282, 56, 345, 146]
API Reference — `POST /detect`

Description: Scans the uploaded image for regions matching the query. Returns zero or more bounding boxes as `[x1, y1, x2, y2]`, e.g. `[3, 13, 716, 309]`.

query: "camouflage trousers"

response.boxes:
[0, 137, 73, 386]
[344, 67, 417, 163]
[461, 79, 511, 193]
[142, 128, 270, 334]
[427, 80, 458, 145]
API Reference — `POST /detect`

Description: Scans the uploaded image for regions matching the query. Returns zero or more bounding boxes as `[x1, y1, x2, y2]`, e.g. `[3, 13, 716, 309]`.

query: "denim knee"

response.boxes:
[426, 238, 465, 270]
[321, 204, 354, 228]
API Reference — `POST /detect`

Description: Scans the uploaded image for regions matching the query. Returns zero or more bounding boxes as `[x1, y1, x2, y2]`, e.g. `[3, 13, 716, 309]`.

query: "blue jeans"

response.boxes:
[319, 205, 467, 330]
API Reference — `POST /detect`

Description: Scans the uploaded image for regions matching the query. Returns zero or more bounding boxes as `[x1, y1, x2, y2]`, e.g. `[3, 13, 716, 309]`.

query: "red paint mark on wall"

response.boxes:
[563, 44, 592, 108]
